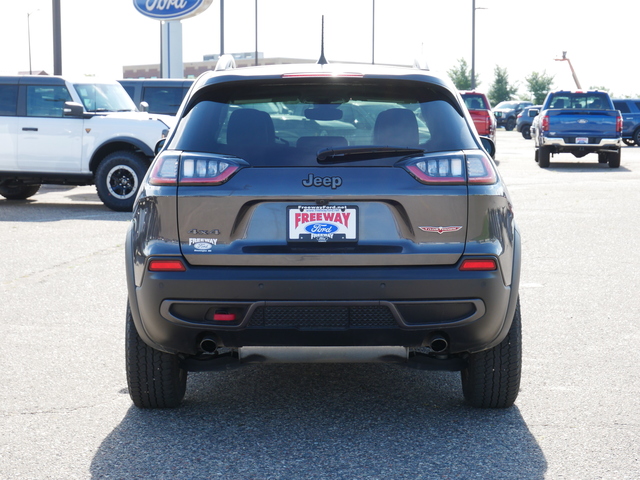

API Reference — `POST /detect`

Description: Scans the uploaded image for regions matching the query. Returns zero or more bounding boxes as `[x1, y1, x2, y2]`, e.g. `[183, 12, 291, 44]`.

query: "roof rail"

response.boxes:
[214, 54, 237, 71]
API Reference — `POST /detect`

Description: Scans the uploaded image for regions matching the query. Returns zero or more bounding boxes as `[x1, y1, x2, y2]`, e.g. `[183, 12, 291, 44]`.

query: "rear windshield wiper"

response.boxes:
[317, 146, 425, 164]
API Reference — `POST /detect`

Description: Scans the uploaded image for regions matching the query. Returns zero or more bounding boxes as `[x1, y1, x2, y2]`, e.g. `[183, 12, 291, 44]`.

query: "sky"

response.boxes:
[1, 0, 638, 99]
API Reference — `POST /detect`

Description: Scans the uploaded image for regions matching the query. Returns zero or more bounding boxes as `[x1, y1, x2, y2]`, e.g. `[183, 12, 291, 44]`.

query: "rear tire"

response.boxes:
[538, 147, 550, 168]
[95, 151, 148, 212]
[521, 126, 531, 139]
[126, 302, 187, 408]
[0, 182, 41, 200]
[461, 298, 522, 408]
[608, 149, 621, 168]
[505, 118, 516, 131]
[633, 129, 640, 146]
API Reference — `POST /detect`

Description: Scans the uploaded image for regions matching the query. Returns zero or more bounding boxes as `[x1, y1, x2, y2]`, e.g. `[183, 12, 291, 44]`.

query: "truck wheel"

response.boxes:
[0, 182, 41, 200]
[505, 118, 516, 131]
[126, 302, 187, 408]
[95, 151, 148, 212]
[634, 129, 640, 147]
[598, 152, 609, 164]
[461, 298, 522, 408]
[521, 125, 531, 139]
[538, 146, 551, 168]
[608, 149, 621, 168]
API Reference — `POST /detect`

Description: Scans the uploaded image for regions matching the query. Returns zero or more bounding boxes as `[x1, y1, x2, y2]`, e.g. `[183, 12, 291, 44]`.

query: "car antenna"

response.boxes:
[317, 16, 328, 65]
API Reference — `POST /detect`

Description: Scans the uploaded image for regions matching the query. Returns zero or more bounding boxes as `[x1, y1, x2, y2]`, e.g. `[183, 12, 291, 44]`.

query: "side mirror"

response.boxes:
[63, 101, 84, 117]
[155, 138, 166, 155]
[139, 101, 149, 113]
[528, 109, 539, 117]
[480, 136, 496, 158]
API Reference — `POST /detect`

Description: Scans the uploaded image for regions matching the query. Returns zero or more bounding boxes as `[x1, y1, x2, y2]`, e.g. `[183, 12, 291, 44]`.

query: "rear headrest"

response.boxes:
[227, 109, 275, 146]
[373, 108, 419, 146]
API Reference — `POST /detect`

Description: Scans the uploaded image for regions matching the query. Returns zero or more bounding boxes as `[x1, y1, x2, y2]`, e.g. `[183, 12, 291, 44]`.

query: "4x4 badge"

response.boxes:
[419, 226, 462, 234]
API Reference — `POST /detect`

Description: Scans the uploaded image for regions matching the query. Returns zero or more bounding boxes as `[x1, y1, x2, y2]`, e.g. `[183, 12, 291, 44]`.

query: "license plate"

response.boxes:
[287, 205, 358, 242]
[576, 137, 589, 144]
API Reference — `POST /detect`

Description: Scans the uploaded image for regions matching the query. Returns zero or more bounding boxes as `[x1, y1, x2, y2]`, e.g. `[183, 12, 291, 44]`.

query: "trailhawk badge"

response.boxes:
[419, 226, 463, 234]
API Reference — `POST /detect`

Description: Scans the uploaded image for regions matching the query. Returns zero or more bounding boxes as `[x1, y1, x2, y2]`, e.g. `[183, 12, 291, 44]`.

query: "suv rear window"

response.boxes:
[170, 79, 476, 166]
[0, 84, 18, 116]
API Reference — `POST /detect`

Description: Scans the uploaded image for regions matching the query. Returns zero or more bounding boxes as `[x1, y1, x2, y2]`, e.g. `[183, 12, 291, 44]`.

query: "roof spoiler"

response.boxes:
[214, 54, 237, 71]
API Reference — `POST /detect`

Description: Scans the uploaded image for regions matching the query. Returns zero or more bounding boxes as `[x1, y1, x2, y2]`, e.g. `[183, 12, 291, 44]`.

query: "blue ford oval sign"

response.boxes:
[133, 0, 213, 21]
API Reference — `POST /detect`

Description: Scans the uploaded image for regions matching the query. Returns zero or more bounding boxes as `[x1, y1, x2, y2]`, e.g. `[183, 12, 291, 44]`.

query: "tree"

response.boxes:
[525, 71, 554, 104]
[488, 66, 518, 106]
[447, 58, 478, 90]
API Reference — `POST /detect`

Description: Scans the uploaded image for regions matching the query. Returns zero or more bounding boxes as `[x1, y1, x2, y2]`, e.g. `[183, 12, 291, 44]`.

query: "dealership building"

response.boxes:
[123, 53, 315, 79]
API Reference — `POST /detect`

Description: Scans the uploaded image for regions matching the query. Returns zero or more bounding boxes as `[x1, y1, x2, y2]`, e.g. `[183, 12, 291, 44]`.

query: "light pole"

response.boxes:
[52, 0, 62, 75]
[471, 0, 487, 90]
[372, 0, 375, 64]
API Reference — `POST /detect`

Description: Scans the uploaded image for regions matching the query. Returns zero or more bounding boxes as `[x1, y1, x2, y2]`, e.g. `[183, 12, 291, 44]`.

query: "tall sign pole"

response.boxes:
[52, 0, 62, 75]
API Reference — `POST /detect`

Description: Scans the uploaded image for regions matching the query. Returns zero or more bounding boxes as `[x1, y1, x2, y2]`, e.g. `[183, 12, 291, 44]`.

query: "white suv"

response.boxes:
[0, 76, 172, 211]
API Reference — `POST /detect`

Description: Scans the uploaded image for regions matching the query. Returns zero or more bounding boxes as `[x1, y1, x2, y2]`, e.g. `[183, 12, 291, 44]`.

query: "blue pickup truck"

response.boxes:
[531, 90, 623, 168]
[612, 98, 640, 146]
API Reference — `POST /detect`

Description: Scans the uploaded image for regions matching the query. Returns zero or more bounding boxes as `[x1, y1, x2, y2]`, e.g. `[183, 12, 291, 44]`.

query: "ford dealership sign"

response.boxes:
[133, 0, 213, 21]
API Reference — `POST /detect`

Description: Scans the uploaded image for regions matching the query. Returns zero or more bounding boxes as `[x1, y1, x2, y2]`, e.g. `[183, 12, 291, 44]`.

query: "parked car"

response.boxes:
[531, 90, 622, 168]
[516, 105, 541, 139]
[612, 99, 640, 146]
[125, 60, 521, 410]
[460, 91, 497, 149]
[0, 76, 172, 211]
[118, 78, 194, 115]
[494, 100, 533, 131]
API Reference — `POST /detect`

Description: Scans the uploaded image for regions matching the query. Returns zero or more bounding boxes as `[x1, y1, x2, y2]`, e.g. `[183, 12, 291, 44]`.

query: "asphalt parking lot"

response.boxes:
[1, 130, 639, 479]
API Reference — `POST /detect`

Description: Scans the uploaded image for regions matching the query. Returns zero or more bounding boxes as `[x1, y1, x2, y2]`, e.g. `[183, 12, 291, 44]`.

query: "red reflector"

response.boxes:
[148, 259, 186, 272]
[213, 313, 236, 321]
[459, 259, 497, 271]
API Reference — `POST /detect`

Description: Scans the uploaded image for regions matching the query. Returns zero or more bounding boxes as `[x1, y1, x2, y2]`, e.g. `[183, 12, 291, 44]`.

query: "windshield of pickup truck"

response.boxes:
[73, 83, 138, 113]
[549, 92, 612, 110]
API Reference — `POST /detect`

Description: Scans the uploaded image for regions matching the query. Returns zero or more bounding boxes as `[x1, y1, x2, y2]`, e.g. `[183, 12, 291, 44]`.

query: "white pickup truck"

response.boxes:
[0, 76, 172, 211]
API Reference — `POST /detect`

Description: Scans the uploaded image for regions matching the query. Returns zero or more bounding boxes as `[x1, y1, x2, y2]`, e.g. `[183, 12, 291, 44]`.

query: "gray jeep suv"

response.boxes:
[125, 61, 522, 409]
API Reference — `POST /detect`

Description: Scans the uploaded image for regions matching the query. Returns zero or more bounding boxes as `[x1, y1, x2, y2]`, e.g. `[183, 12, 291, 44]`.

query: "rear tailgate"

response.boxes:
[547, 109, 620, 138]
[177, 165, 468, 267]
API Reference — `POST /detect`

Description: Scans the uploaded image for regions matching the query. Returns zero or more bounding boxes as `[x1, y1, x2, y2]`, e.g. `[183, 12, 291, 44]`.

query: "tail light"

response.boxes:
[617, 114, 623, 134]
[542, 115, 550, 132]
[466, 153, 498, 184]
[405, 153, 465, 184]
[404, 152, 497, 185]
[149, 152, 244, 186]
[486, 115, 492, 132]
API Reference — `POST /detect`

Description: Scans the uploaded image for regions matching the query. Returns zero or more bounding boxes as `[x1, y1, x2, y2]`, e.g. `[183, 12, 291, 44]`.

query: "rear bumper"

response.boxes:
[540, 136, 622, 149]
[127, 234, 521, 359]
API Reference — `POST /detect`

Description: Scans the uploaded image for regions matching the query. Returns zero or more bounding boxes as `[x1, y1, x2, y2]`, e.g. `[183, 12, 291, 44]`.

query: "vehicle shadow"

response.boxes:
[91, 364, 546, 479]
[545, 162, 631, 172]
[0, 200, 130, 222]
